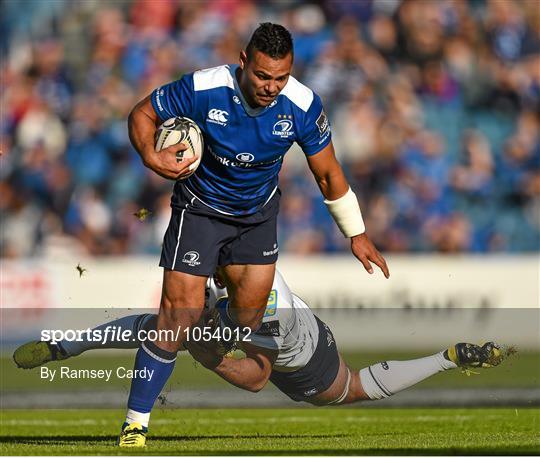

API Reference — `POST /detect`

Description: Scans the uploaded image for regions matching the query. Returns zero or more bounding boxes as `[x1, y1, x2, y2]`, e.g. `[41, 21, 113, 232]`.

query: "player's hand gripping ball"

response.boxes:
[154, 117, 204, 179]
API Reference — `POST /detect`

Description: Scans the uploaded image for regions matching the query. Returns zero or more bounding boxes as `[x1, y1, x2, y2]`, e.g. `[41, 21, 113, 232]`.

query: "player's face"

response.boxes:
[238, 50, 292, 108]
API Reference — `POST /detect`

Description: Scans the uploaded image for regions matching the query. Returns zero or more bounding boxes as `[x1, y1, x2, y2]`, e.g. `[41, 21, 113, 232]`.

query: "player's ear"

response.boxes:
[239, 50, 247, 69]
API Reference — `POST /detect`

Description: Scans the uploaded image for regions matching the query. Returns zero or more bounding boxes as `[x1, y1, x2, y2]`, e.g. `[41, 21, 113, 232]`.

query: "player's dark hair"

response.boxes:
[246, 23, 293, 60]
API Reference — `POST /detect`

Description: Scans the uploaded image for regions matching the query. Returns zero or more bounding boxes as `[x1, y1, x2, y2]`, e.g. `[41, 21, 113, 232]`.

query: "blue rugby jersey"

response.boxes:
[151, 64, 332, 215]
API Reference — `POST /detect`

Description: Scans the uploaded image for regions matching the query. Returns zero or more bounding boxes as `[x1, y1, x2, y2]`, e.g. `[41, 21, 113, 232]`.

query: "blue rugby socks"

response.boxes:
[125, 339, 177, 428]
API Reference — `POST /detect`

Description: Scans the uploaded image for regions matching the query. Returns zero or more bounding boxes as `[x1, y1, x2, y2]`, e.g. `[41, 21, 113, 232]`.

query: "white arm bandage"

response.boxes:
[324, 187, 365, 238]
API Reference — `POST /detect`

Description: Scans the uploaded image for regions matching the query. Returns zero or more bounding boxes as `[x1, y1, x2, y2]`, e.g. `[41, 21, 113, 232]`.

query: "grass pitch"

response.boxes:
[0, 408, 538, 455]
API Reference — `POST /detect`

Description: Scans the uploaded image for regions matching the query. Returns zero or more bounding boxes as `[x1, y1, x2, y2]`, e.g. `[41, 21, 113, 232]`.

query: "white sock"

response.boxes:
[359, 351, 457, 400]
[60, 314, 154, 356]
[125, 409, 150, 428]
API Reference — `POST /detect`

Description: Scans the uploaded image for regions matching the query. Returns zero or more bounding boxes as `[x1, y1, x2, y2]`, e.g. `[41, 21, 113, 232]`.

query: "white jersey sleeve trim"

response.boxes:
[193, 65, 235, 92]
[280, 76, 314, 112]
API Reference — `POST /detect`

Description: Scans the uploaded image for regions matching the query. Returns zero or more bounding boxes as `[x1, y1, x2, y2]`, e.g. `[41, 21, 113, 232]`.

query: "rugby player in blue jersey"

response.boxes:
[125, 23, 389, 444]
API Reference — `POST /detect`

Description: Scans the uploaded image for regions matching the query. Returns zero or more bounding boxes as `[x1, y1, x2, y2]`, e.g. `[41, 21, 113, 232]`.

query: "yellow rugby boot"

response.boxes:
[118, 422, 147, 447]
[13, 341, 68, 369]
[445, 341, 504, 369]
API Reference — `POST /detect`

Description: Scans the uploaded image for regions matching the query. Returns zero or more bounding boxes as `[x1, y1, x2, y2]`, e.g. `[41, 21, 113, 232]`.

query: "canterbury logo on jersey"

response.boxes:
[207, 109, 228, 126]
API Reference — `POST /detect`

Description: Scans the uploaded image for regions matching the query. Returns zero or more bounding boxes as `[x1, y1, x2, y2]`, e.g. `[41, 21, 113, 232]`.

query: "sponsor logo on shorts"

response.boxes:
[323, 323, 334, 347]
[233, 95, 241, 104]
[263, 243, 279, 257]
[381, 361, 389, 370]
[182, 251, 201, 267]
[207, 109, 229, 126]
[304, 387, 318, 396]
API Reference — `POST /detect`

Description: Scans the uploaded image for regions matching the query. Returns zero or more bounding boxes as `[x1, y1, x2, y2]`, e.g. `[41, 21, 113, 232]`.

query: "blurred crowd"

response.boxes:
[1, 0, 539, 258]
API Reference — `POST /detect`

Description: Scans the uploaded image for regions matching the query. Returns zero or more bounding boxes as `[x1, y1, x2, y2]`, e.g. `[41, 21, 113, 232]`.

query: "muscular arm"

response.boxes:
[128, 96, 161, 167]
[305, 142, 349, 200]
[128, 95, 196, 180]
[186, 340, 277, 393]
[306, 142, 390, 278]
[213, 343, 277, 392]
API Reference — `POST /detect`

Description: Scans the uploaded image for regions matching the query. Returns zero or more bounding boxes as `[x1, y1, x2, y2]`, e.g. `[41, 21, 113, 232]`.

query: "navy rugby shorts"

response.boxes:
[160, 183, 280, 276]
[269, 316, 340, 402]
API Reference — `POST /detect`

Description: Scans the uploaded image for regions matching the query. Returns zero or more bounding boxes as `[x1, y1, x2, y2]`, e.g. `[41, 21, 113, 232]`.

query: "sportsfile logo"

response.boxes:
[207, 108, 228, 126]
[182, 251, 201, 267]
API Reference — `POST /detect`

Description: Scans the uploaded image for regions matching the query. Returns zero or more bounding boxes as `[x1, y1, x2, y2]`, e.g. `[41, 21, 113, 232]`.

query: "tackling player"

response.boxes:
[14, 269, 504, 447]
[126, 21, 389, 440]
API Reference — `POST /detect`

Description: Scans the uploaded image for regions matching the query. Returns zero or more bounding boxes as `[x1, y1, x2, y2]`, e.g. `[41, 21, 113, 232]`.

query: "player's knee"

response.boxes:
[160, 290, 203, 314]
[159, 303, 203, 330]
[161, 291, 201, 310]
[346, 371, 370, 403]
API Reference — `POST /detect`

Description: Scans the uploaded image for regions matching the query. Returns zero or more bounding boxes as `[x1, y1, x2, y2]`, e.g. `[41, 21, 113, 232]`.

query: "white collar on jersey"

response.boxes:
[231, 64, 275, 118]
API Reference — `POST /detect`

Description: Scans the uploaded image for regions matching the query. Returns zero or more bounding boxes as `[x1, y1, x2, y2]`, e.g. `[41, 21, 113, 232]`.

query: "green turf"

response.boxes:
[0, 408, 538, 455]
[2, 350, 539, 392]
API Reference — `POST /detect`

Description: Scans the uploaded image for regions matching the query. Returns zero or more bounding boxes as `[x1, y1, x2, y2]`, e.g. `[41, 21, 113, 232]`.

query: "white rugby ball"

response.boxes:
[154, 116, 204, 178]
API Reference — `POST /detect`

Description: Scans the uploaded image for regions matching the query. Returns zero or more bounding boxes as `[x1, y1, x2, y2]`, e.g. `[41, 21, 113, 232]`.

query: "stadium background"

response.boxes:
[1, 0, 539, 257]
[0, 0, 538, 451]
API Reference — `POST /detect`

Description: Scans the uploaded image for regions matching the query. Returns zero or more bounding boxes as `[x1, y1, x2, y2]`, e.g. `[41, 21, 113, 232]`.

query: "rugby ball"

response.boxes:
[154, 117, 204, 178]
